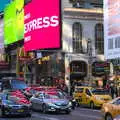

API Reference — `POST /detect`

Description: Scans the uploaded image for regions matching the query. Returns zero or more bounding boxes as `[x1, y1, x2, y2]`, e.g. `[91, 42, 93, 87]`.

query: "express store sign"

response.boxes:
[24, 0, 61, 51]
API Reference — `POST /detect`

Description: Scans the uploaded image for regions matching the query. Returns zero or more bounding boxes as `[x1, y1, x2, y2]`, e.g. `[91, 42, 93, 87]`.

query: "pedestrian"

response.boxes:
[114, 86, 118, 98]
[109, 83, 115, 99]
[63, 84, 68, 94]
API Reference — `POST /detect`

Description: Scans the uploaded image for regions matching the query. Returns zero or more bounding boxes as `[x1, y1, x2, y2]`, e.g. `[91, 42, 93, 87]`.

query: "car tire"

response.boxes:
[76, 100, 80, 107]
[105, 114, 113, 120]
[66, 110, 71, 114]
[27, 113, 31, 117]
[0, 107, 5, 117]
[90, 101, 94, 109]
[42, 104, 47, 114]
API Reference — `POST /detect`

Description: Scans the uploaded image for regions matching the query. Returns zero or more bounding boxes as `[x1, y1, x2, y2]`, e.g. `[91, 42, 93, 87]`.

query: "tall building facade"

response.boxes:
[62, 0, 110, 89]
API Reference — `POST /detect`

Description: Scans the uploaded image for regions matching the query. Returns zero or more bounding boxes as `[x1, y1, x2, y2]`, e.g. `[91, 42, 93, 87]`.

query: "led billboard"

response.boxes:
[0, 19, 4, 54]
[4, 0, 24, 45]
[24, 0, 61, 51]
[104, 0, 120, 59]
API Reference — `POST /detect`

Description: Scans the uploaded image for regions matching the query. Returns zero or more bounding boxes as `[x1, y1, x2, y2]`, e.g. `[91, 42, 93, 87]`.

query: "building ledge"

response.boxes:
[63, 8, 103, 20]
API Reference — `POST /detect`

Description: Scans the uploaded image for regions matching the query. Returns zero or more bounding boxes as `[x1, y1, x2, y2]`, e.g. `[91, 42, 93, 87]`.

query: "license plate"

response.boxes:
[18, 109, 24, 112]
[61, 107, 66, 110]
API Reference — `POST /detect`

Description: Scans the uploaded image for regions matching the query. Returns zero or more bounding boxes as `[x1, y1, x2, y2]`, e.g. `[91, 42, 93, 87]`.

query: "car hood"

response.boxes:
[94, 95, 112, 100]
[44, 99, 69, 105]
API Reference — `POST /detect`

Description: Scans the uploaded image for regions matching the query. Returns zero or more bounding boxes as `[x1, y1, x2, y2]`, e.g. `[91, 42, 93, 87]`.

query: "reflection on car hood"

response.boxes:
[44, 99, 69, 105]
[94, 95, 111, 99]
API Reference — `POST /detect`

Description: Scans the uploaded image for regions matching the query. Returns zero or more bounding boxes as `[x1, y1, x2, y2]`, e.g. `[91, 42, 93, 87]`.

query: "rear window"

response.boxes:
[75, 88, 84, 93]
[92, 89, 109, 95]
[11, 80, 27, 90]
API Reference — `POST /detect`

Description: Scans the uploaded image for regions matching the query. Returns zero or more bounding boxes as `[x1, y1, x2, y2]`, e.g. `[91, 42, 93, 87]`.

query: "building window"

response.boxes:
[72, 22, 83, 53]
[69, 0, 103, 8]
[70, 61, 87, 76]
[95, 24, 104, 54]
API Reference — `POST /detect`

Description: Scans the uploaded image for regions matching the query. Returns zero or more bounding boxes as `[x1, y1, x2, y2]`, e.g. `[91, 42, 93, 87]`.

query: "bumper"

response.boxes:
[4, 108, 31, 116]
[47, 106, 72, 112]
[94, 101, 108, 107]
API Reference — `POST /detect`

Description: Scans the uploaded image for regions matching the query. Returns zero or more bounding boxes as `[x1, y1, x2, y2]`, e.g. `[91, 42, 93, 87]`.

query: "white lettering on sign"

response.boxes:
[24, 16, 59, 34]
[25, 36, 31, 42]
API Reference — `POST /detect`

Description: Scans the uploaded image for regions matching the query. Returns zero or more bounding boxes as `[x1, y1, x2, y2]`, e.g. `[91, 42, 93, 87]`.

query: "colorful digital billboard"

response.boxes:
[104, 0, 120, 59]
[24, 0, 61, 51]
[0, 19, 4, 54]
[4, 0, 24, 45]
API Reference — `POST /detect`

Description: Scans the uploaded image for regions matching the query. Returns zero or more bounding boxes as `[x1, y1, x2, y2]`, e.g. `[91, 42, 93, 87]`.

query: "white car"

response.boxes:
[114, 115, 120, 120]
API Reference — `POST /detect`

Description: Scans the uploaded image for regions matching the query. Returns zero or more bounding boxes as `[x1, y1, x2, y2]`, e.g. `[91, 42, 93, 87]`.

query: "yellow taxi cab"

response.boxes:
[101, 97, 120, 120]
[73, 86, 112, 109]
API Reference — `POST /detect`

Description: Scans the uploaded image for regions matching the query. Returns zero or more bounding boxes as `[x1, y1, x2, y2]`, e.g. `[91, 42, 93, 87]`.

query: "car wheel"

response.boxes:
[76, 100, 80, 107]
[90, 101, 94, 109]
[105, 114, 113, 120]
[66, 110, 71, 114]
[42, 104, 47, 114]
[27, 113, 31, 117]
[0, 107, 5, 117]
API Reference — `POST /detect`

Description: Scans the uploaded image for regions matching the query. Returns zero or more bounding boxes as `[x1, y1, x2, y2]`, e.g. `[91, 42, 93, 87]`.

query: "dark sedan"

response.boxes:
[0, 93, 31, 117]
[30, 91, 72, 114]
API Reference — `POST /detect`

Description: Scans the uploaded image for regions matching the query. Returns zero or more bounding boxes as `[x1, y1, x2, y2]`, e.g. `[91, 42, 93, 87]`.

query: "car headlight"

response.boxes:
[68, 102, 72, 107]
[47, 103, 58, 107]
[72, 99, 76, 102]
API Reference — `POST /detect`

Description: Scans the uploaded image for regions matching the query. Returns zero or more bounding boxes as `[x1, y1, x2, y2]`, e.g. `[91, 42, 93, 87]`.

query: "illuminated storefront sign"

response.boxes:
[92, 61, 110, 76]
[24, 0, 61, 51]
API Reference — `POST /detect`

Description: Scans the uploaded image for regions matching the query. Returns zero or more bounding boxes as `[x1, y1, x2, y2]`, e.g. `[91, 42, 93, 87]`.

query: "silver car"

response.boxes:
[30, 91, 72, 114]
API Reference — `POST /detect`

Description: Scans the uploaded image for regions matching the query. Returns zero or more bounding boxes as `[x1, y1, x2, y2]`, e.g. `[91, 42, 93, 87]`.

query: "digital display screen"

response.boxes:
[24, 0, 61, 51]
[4, 0, 24, 45]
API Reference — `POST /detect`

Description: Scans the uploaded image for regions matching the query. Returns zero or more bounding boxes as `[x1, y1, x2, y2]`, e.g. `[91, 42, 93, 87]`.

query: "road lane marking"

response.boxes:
[78, 108, 101, 112]
[33, 114, 60, 120]
[74, 113, 101, 119]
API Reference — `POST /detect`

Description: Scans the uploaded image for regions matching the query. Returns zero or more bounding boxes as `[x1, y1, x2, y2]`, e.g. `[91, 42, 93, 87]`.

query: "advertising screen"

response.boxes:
[24, 0, 61, 51]
[4, 0, 24, 45]
[0, 19, 4, 54]
[104, 0, 120, 59]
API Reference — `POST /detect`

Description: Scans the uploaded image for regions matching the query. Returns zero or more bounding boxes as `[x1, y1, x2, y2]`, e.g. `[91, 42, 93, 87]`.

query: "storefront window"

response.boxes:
[70, 61, 87, 76]
[69, 0, 103, 8]
[72, 22, 83, 53]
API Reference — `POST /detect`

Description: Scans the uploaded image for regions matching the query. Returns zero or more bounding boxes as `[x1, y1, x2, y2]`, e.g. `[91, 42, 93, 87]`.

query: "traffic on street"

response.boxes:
[0, 107, 101, 120]
[0, 0, 120, 120]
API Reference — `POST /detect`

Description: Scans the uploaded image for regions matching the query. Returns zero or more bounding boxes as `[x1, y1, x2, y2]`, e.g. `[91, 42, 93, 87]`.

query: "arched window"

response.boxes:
[95, 24, 104, 54]
[72, 22, 82, 53]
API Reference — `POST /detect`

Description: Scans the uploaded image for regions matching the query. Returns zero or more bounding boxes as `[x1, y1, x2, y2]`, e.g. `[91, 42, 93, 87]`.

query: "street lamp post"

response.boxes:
[87, 39, 93, 86]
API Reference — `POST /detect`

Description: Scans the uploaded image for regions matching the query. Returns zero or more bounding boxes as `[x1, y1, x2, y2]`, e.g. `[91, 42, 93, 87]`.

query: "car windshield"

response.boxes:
[3, 100, 17, 105]
[92, 89, 109, 95]
[11, 80, 28, 90]
[30, 89, 37, 94]
[45, 92, 64, 99]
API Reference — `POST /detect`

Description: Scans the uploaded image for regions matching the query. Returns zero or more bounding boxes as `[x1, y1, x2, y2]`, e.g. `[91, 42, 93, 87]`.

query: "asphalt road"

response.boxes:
[0, 107, 102, 120]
